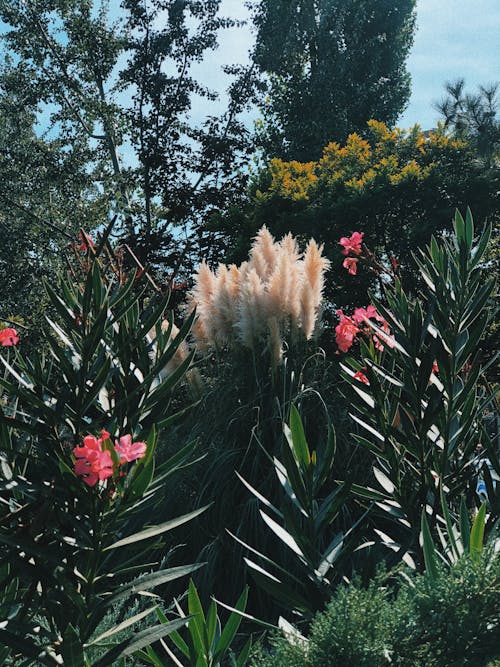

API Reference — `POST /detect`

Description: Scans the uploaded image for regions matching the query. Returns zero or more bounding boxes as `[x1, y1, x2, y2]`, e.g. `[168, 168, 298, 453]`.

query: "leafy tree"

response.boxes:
[0, 92, 106, 345]
[213, 121, 500, 311]
[251, 0, 417, 161]
[436, 78, 500, 168]
[0, 0, 256, 287]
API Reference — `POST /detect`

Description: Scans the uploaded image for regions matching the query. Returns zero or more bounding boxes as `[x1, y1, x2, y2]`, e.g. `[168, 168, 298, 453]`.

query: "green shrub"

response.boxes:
[253, 551, 500, 667]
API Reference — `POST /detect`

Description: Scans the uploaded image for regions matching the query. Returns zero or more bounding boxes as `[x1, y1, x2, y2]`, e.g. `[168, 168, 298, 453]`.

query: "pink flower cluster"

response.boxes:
[339, 232, 364, 276]
[73, 430, 146, 487]
[335, 305, 394, 353]
[0, 327, 19, 347]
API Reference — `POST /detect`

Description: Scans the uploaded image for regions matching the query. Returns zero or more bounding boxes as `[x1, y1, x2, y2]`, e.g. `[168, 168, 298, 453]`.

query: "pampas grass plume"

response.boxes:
[188, 226, 330, 357]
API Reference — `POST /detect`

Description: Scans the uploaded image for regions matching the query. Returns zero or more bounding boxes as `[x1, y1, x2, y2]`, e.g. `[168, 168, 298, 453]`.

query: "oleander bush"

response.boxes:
[0, 244, 206, 665]
[338, 210, 498, 567]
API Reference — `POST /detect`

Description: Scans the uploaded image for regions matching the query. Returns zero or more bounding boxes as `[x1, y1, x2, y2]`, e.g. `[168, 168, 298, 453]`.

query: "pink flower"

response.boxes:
[73, 434, 114, 487]
[353, 370, 370, 385]
[353, 305, 383, 324]
[335, 310, 360, 353]
[432, 361, 439, 374]
[73, 430, 146, 486]
[343, 257, 358, 275]
[115, 434, 147, 464]
[0, 327, 19, 347]
[339, 232, 364, 256]
[77, 232, 95, 253]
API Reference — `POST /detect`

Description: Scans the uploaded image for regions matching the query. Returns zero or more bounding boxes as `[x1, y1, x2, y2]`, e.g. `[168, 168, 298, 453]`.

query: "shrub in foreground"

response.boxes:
[253, 550, 500, 667]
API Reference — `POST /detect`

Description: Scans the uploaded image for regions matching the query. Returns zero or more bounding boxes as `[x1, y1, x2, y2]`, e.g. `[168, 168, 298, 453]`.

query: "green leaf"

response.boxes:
[373, 467, 395, 496]
[244, 560, 311, 615]
[260, 511, 304, 558]
[88, 606, 158, 645]
[187, 579, 207, 660]
[469, 503, 486, 559]
[453, 209, 465, 243]
[205, 599, 218, 652]
[104, 505, 209, 550]
[469, 222, 491, 269]
[421, 512, 438, 581]
[288, 405, 310, 468]
[157, 607, 191, 659]
[90, 564, 204, 625]
[213, 587, 248, 662]
[61, 624, 85, 667]
[235, 635, 252, 667]
[464, 207, 474, 248]
[439, 487, 460, 561]
[459, 497, 470, 552]
[93, 618, 190, 667]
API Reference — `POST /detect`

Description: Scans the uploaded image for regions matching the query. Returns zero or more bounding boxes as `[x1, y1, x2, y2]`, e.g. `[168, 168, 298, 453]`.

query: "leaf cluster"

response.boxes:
[340, 210, 498, 564]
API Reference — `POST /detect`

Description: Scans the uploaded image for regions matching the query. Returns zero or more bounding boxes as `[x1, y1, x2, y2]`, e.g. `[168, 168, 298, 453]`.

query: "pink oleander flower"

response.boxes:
[352, 305, 394, 350]
[336, 305, 395, 353]
[73, 434, 114, 487]
[115, 434, 147, 464]
[352, 305, 382, 324]
[335, 310, 360, 353]
[0, 327, 19, 347]
[339, 231, 364, 256]
[342, 257, 358, 275]
[73, 429, 146, 486]
[353, 370, 370, 385]
[77, 232, 95, 253]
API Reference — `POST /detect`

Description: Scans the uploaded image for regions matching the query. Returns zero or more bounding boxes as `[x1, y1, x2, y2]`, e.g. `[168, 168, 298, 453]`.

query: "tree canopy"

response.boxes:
[251, 0, 417, 160]
[0, 0, 256, 271]
[213, 120, 500, 309]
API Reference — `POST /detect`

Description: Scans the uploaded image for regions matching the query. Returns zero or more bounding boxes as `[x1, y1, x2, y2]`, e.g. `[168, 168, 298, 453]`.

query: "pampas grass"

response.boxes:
[189, 226, 330, 365]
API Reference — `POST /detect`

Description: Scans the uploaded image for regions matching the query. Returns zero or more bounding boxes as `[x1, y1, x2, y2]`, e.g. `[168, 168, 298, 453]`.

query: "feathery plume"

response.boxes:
[236, 268, 267, 347]
[188, 226, 330, 361]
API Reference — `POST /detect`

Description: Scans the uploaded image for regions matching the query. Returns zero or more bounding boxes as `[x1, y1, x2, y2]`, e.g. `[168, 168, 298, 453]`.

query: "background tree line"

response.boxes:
[0, 0, 498, 337]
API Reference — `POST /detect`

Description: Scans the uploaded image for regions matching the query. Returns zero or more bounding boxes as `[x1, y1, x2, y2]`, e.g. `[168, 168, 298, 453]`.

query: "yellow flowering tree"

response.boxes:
[217, 120, 499, 310]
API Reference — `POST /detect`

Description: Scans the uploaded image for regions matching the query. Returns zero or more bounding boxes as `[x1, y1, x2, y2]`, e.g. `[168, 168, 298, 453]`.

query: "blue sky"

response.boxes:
[191, 0, 500, 131]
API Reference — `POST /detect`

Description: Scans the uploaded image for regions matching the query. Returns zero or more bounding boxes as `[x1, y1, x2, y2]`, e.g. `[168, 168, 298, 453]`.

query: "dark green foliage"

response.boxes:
[251, 0, 416, 160]
[0, 96, 105, 345]
[135, 580, 252, 666]
[341, 210, 498, 562]
[237, 405, 362, 621]
[0, 252, 203, 664]
[253, 551, 500, 667]
[163, 340, 366, 624]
